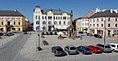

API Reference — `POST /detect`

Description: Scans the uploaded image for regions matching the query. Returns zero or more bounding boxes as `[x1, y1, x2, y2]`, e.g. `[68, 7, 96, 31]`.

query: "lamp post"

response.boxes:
[103, 18, 106, 48]
[37, 26, 42, 51]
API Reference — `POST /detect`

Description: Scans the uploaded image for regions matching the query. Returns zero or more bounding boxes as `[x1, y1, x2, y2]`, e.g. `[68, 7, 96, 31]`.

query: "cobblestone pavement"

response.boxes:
[15, 32, 118, 61]
[0, 33, 22, 47]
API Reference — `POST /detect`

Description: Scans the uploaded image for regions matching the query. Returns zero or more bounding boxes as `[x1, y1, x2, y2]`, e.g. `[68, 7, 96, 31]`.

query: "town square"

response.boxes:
[0, 0, 118, 61]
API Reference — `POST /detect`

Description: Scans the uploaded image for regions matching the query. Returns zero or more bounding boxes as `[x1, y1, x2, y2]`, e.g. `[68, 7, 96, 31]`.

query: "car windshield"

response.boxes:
[105, 46, 110, 48]
[85, 48, 90, 50]
[57, 48, 63, 51]
[98, 44, 104, 47]
[70, 47, 76, 50]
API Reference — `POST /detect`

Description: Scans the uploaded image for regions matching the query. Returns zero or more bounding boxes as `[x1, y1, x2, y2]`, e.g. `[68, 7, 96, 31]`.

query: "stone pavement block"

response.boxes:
[0, 33, 22, 47]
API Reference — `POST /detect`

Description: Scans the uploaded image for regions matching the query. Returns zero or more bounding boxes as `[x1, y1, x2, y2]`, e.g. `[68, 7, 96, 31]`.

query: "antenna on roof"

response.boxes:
[14, 10, 17, 11]
[36, 5, 40, 8]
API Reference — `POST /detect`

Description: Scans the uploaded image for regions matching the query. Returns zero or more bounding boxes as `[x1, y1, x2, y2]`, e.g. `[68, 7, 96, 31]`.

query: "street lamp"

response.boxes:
[103, 18, 106, 49]
[37, 26, 42, 51]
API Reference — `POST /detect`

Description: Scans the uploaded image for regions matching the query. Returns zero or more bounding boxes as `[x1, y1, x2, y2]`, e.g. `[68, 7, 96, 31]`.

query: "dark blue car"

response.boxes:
[77, 46, 92, 55]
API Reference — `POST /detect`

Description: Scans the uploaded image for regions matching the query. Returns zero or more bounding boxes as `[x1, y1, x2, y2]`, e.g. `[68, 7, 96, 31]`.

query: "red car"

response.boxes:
[88, 45, 103, 53]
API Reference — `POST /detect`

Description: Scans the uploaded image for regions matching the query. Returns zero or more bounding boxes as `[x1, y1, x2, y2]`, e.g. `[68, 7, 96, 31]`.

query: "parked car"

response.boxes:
[64, 45, 79, 55]
[43, 32, 48, 35]
[86, 33, 93, 36]
[77, 46, 92, 55]
[42, 40, 49, 45]
[50, 32, 53, 35]
[24, 32, 28, 34]
[96, 44, 112, 53]
[78, 32, 83, 34]
[109, 43, 118, 52]
[42, 32, 45, 35]
[54, 32, 57, 35]
[51, 46, 67, 56]
[4, 32, 14, 36]
[94, 34, 102, 38]
[0, 33, 3, 36]
[88, 45, 103, 53]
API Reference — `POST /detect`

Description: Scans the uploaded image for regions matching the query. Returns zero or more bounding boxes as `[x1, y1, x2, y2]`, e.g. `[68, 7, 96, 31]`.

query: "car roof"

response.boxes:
[66, 45, 75, 47]
[78, 46, 88, 48]
[109, 43, 118, 45]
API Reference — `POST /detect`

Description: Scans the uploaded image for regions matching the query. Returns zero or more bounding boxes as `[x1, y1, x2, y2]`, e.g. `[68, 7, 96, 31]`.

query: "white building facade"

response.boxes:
[75, 10, 96, 33]
[33, 6, 71, 31]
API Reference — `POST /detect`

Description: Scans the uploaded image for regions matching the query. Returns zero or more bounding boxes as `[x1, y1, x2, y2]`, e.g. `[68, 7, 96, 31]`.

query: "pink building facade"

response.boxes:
[89, 9, 118, 37]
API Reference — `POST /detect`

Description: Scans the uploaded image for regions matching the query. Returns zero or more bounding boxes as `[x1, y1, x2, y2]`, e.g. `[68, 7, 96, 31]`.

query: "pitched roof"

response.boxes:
[90, 10, 118, 18]
[82, 10, 96, 18]
[0, 10, 24, 16]
[41, 9, 70, 15]
[74, 10, 96, 21]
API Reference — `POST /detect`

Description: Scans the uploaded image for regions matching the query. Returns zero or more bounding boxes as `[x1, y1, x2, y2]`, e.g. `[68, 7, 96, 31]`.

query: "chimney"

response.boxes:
[110, 9, 113, 13]
[102, 9, 106, 12]
[36, 6, 40, 8]
[95, 8, 101, 13]
[114, 9, 117, 13]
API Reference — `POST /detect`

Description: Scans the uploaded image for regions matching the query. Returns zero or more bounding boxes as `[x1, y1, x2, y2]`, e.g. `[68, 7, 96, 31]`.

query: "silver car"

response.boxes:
[96, 44, 112, 53]
[64, 45, 79, 55]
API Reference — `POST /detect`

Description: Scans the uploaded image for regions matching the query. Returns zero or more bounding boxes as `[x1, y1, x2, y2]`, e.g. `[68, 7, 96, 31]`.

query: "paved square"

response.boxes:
[15, 32, 118, 61]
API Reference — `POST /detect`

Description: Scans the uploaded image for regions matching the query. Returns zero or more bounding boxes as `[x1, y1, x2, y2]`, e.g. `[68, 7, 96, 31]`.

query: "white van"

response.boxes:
[109, 43, 118, 52]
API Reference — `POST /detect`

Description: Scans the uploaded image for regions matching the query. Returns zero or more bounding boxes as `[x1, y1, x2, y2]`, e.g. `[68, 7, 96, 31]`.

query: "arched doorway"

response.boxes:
[42, 26, 46, 31]
[36, 26, 40, 31]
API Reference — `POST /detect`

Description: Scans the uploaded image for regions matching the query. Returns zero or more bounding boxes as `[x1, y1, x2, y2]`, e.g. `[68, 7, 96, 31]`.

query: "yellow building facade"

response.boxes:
[0, 10, 28, 32]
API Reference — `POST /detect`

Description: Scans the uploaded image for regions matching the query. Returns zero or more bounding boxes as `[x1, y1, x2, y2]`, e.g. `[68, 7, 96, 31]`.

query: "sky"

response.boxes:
[0, 0, 118, 23]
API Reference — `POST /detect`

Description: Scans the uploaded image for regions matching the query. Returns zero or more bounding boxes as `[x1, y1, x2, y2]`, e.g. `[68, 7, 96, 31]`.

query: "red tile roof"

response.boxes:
[82, 10, 96, 18]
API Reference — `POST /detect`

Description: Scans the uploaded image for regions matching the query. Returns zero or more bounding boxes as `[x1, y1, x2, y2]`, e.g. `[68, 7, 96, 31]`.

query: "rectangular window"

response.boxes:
[48, 16, 52, 20]
[101, 24, 103, 27]
[115, 24, 117, 27]
[54, 17, 55, 20]
[7, 21, 10, 26]
[97, 18, 99, 22]
[54, 21, 57, 25]
[97, 24, 99, 27]
[63, 17, 66, 20]
[35, 15, 37, 19]
[108, 24, 110, 27]
[2, 22, 3, 25]
[64, 21, 66, 25]
[18, 28, 20, 31]
[108, 18, 110, 21]
[36, 21, 40, 24]
[38, 16, 40, 20]
[14, 22, 15, 25]
[115, 18, 117, 21]
[42, 16, 44, 19]
[101, 18, 103, 21]
[93, 24, 95, 27]
[18, 22, 20, 25]
[59, 21, 61, 25]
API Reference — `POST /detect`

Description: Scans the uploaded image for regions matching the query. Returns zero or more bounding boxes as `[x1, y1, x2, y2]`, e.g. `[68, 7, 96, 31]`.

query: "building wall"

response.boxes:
[33, 6, 71, 31]
[76, 18, 89, 33]
[89, 17, 118, 37]
[0, 16, 26, 32]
